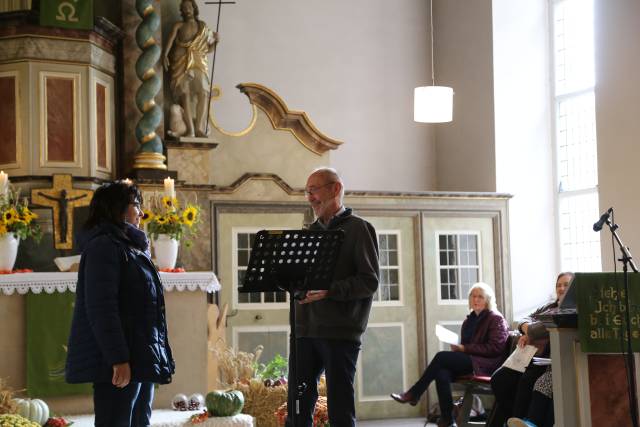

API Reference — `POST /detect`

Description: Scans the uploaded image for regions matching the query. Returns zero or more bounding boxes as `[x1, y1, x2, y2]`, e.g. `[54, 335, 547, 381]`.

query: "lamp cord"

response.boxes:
[430, 0, 435, 86]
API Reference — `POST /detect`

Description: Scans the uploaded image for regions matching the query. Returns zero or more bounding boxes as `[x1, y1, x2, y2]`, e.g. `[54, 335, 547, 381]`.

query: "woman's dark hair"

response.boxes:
[557, 271, 575, 283]
[84, 180, 142, 229]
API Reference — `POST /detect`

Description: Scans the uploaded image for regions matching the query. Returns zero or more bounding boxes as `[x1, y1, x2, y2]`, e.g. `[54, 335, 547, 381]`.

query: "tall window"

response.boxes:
[437, 233, 481, 302]
[552, 0, 601, 272]
[374, 232, 401, 303]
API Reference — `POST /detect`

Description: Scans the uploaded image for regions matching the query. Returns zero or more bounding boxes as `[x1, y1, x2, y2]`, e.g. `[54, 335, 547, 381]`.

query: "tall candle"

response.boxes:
[163, 177, 175, 199]
[0, 171, 8, 197]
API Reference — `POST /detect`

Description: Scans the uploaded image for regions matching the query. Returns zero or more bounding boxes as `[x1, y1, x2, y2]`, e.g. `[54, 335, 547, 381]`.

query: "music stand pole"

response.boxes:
[605, 218, 639, 427]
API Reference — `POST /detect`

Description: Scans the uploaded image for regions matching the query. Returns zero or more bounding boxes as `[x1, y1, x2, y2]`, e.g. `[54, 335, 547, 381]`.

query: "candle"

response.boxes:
[0, 171, 8, 197]
[123, 178, 133, 186]
[163, 177, 175, 199]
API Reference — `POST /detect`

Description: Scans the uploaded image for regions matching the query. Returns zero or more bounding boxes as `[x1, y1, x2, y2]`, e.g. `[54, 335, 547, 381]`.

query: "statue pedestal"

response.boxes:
[166, 138, 219, 185]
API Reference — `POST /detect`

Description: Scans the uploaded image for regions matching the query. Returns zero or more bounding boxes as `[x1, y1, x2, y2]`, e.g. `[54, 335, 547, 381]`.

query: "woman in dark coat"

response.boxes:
[65, 181, 175, 427]
[391, 282, 509, 427]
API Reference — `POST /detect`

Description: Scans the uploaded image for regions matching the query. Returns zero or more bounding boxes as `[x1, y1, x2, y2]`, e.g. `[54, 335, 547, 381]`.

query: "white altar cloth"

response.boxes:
[0, 271, 220, 295]
[68, 409, 253, 427]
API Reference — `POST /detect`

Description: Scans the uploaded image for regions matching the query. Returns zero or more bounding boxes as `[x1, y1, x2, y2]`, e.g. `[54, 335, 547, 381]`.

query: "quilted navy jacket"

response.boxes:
[65, 222, 175, 384]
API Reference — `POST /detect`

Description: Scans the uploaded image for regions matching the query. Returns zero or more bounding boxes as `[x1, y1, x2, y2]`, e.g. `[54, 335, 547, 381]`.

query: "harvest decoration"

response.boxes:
[141, 194, 201, 247]
[0, 188, 42, 242]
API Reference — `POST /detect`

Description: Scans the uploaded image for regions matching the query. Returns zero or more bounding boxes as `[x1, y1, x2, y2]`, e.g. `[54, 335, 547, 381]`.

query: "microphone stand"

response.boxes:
[604, 217, 639, 427]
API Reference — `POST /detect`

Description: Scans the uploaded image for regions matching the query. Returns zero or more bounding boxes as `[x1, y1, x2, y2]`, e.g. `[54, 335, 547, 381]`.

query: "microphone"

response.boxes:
[593, 207, 613, 232]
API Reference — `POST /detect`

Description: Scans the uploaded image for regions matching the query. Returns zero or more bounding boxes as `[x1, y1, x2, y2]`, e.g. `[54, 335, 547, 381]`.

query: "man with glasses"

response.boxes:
[286, 167, 380, 427]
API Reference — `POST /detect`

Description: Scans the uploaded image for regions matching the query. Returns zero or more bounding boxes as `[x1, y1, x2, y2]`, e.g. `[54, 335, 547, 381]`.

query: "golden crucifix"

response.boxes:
[31, 174, 93, 250]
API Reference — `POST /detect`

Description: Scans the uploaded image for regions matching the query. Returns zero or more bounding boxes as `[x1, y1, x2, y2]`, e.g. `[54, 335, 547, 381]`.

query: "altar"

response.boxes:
[0, 271, 221, 415]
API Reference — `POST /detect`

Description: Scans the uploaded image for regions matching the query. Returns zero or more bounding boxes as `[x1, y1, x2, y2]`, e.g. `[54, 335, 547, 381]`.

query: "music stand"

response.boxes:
[240, 229, 345, 426]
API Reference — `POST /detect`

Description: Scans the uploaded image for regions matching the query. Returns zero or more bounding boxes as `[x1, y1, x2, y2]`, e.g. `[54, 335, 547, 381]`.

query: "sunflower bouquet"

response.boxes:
[0, 188, 42, 242]
[141, 194, 201, 247]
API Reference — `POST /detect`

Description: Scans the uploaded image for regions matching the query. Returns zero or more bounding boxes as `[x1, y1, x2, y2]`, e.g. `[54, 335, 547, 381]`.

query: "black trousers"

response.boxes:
[408, 351, 474, 421]
[93, 382, 141, 427]
[286, 337, 360, 427]
[490, 364, 547, 423]
[527, 391, 554, 427]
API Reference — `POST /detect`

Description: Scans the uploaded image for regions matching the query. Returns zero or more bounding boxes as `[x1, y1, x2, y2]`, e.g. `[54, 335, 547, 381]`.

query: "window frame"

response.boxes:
[373, 229, 403, 307]
[550, 0, 602, 273]
[435, 231, 483, 305]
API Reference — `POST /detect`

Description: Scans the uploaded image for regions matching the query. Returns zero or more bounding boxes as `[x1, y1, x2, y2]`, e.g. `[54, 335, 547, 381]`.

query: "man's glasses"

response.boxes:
[304, 182, 335, 196]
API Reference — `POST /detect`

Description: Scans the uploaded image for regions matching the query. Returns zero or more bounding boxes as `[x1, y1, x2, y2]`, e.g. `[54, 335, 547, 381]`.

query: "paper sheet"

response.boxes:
[501, 345, 538, 373]
[435, 324, 460, 345]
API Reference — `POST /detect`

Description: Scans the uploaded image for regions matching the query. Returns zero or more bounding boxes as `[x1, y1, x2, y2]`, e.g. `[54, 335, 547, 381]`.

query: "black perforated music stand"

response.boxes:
[240, 229, 344, 293]
[240, 229, 344, 426]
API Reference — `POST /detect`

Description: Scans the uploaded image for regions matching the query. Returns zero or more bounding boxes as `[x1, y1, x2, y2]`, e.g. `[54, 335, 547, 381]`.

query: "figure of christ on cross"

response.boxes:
[31, 175, 93, 250]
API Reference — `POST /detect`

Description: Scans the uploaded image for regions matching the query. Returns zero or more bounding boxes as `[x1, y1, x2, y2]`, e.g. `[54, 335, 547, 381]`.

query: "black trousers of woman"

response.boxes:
[526, 391, 554, 427]
[490, 364, 547, 423]
[408, 351, 473, 421]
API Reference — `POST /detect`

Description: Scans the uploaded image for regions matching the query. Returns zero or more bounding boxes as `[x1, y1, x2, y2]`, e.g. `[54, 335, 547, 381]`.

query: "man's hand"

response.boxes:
[112, 362, 131, 388]
[517, 334, 530, 348]
[298, 290, 328, 304]
[450, 344, 465, 352]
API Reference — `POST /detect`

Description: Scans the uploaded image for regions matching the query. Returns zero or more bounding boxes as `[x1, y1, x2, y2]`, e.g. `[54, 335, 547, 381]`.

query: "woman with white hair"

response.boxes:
[391, 283, 508, 427]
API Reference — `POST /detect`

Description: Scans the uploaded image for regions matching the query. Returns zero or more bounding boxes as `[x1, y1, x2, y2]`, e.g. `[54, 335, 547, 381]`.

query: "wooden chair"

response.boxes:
[454, 331, 521, 427]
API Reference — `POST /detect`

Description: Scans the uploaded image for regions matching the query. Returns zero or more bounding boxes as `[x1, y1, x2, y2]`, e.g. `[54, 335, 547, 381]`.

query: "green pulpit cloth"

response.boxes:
[40, 0, 93, 30]
[26, 292, 92, 396]
[576, 272, 640, 353]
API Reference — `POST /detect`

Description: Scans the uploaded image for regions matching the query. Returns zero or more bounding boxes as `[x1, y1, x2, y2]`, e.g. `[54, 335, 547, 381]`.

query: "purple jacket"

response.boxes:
[462, 309, 509, 376]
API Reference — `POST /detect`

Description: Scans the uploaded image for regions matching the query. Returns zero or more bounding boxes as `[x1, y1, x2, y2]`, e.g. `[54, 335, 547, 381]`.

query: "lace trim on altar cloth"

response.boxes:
[0, 272, 221, 295]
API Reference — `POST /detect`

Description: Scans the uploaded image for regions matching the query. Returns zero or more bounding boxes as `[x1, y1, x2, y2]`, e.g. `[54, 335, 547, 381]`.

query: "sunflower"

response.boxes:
[140, 209, 154, 225]
[182, 206, 199, 227]
[161, 196, 179, 211]
[2, 208, 18, 225]
[0, 223, 7, 235]
[155, 215, 168, 225]
[168, 214, 180, 224]
[20, 208, 37, 224]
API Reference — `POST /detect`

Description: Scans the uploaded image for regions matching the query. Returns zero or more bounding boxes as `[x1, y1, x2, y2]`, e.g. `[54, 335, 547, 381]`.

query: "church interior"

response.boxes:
[0, 0, 639, 426]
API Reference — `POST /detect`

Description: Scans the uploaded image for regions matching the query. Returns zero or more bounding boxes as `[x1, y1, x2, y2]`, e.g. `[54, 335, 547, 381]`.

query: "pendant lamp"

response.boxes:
[414, 0, 453, 123]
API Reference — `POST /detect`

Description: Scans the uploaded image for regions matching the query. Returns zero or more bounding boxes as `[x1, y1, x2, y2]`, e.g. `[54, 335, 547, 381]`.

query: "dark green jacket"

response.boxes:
[295, 208, 379, 343]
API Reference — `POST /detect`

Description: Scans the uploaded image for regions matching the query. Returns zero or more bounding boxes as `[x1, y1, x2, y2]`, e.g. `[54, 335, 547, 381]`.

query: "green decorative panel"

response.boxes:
[40, 0, 93, 30]
[359, 324, 404, 399]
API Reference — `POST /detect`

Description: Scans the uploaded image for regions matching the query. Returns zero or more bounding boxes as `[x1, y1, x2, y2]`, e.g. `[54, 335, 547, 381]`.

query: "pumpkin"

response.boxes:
[13, 398, 49, 425]
[205, 389, 244, 417]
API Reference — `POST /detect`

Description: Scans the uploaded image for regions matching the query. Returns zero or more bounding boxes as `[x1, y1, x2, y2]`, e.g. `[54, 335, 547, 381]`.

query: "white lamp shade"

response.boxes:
[414, 86, 453, 123]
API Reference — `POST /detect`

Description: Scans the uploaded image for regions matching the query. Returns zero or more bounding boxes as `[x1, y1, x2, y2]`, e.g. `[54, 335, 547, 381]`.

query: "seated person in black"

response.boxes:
[490, 272, 574, 424]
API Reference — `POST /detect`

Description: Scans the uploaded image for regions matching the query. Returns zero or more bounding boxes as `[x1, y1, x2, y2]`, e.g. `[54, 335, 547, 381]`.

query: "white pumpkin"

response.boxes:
[14, 398, 49, 425]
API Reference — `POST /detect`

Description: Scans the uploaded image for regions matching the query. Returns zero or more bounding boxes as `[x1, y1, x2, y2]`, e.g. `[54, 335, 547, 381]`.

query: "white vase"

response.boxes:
[0, 233, 19, 272]
[153, 234, 179, 270]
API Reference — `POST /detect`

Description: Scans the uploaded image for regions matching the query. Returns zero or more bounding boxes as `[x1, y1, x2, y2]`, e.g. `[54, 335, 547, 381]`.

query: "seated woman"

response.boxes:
[390, 282, 508, 427]
[490, 272, 574, 425]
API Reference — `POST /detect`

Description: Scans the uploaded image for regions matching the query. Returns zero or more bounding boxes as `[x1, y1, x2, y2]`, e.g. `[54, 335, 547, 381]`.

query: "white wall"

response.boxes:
[594, 0, 640, 272]
[434, 0, 497, 192]
[163, 0, 437, 192]
[492, 0, 558, 317]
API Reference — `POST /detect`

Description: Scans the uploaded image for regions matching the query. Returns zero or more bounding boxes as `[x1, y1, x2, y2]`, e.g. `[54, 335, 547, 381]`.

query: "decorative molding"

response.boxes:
[237, 82, 343, 155]
[39, 71, 82, 169]
[0, 71, 21, 169]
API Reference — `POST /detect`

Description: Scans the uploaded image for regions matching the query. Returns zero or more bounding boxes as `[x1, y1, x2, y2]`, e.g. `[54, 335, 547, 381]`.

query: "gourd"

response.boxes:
[13, 398, 49, 425]
[205, 389, 244, 417]
[0, 414, 41, 427]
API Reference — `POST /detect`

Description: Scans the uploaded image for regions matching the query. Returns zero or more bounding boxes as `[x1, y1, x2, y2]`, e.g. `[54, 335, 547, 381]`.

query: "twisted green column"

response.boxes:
[133, 0, 166, 170]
